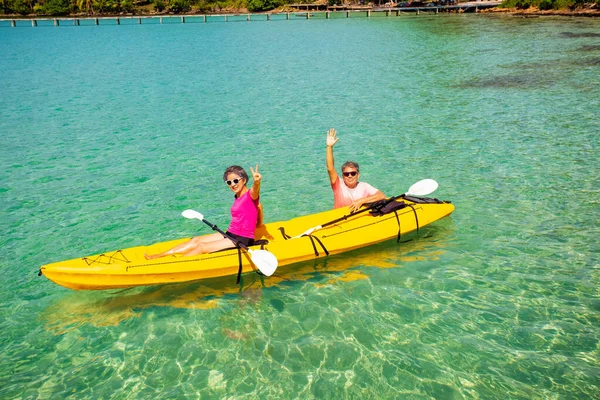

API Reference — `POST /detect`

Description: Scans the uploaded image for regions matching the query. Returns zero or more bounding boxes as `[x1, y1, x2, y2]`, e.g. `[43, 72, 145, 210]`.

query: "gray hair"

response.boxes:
[341, 161, 359, 173]
[223, 165, 248, 182]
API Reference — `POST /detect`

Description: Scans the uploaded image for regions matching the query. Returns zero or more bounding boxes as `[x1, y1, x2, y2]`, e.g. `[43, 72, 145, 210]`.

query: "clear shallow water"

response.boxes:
[1, 14, 599, 398]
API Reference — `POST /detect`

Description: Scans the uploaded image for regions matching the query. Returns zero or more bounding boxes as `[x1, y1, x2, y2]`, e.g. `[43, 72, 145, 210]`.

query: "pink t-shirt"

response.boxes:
[228, 191, 259, 239]
[332, 178, 379, 209]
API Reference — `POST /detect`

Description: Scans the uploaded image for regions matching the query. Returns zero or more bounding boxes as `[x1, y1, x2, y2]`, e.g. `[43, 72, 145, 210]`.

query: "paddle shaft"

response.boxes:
[198, 217, 250, 251]
[319, 194, 403, 230]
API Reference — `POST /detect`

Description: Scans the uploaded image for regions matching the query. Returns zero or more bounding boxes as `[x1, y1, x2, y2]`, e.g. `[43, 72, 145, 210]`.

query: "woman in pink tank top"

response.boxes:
[145, 165, 263, 259]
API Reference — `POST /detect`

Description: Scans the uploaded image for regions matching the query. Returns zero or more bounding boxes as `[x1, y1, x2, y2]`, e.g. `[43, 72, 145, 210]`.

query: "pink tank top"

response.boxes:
[228, 190, 259, 239]
[332, 178, 379, 209]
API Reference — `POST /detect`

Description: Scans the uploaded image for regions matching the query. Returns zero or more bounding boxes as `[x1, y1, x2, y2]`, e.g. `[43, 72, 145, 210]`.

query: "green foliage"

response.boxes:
[38, 0, 70, 14]
[213, 1, 227, 11]
[153, 0, 165, 10]
[569, 0, 586, 8]
[191, 0, 211, 12]
[553, 0, 573, 8]
[169, 0, 190, 12]
[499, 0, 516, 8]
[246, 0, 279, 12]
[1, 0, 32, 14]
[96, 0, 124, 12]
[121, 0, 133, 11]
[500, 0, 599, 9]
[514, 0, 533, 9]
[499, 0, 537, 7]
[328, 0, 342, 5]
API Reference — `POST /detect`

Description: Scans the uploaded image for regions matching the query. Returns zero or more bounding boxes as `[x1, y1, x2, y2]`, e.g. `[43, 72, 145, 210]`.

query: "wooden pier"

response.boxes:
[1, 2, 501, 27]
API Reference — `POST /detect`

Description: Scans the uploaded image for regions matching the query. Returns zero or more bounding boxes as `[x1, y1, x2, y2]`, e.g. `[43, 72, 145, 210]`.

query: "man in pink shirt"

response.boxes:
[326, 128, 386, 213]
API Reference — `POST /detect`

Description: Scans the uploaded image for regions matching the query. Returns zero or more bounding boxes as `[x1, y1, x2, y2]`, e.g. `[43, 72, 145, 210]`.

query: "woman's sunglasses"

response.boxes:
[226, 178, 243, 186]
[343, 171, 358, 177]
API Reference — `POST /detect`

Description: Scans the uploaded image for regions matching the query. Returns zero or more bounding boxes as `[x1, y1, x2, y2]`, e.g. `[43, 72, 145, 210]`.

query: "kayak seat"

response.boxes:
[253, 239, 270, 248]
[210, 239, 270, 254]
[370, 200, 406, 216]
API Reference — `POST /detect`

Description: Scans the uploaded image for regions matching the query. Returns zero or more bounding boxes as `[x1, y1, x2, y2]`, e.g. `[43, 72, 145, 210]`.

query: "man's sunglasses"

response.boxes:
[226, 178, 243, 186]
[343, 171, 358, 177]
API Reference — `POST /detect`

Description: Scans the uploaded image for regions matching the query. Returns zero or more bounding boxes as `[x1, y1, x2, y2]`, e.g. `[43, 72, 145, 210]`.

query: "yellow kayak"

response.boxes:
[39, 195, 454, 290]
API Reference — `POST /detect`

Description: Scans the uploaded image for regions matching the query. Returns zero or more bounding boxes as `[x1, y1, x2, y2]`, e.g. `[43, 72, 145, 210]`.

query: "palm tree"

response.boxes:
[77, 0, 93, 13]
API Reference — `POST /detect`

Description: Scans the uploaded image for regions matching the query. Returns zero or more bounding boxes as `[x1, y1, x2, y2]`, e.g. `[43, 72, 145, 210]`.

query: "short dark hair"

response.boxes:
[341, 161, 359, 173]
[223, 165, 248, 182]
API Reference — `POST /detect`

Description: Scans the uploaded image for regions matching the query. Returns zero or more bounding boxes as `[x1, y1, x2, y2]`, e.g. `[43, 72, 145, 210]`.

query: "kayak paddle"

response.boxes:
[404, 178, 438, 197]
[181, 209, 278, 277]
[293, 178, 439, 238]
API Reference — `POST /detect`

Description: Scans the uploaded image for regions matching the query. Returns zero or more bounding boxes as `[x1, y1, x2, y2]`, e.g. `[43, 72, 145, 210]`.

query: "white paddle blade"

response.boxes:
[406, 179, 438, 197]
[250, 250, 278, 276]
[181, 209, 204, 220]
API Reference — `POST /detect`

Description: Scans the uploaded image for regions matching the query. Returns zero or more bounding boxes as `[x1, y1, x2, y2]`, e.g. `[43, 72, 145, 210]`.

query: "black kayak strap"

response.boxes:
[393, 210, 402, 243]
[235, 246, 264, 284]
[236, 247, 243, 284]
[408, 205, 419, 235]
[303, 234, 330, 257]
[391, 205, 420, 243]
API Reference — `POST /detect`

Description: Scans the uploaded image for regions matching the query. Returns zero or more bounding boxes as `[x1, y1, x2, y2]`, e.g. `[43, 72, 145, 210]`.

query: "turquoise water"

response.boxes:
[1, 14, 599, 398]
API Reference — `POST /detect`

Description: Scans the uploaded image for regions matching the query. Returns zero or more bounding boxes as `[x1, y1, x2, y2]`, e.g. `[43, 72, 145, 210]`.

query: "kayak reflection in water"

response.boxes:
[326, 128, 386, 213]
[144, 165, 263, 260]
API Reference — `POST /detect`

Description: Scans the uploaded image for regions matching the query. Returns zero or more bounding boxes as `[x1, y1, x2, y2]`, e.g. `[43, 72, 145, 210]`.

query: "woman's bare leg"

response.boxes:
[184, 237, 237, 256]
[145, 233, 224, 259]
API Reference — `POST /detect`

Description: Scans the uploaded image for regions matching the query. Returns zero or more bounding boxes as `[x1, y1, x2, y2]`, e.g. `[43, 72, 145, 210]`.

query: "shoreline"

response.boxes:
[1, 3, 599, 19]
[481, 5, 600, 17]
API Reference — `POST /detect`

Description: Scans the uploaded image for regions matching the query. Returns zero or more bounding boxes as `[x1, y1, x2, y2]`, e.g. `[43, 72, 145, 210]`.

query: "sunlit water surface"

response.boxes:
[1, 13, 599, 399]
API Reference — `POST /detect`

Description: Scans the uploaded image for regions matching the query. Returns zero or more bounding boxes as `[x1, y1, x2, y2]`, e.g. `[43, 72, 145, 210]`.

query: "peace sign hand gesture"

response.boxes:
[249, 165, 262, 200]
[250, 165, 261, 184]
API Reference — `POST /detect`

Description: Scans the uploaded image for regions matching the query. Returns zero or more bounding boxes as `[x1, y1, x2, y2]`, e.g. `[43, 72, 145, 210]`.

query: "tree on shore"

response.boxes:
[169, 0, 191, 12]
[77, 0, 93, 13]
[1, 0, 34, 14]
[247, 0, 281, 11]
